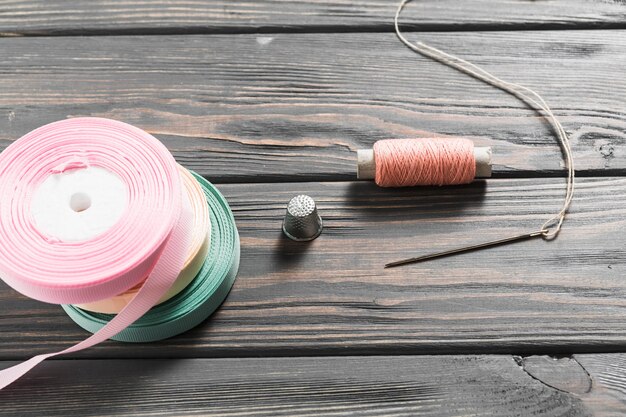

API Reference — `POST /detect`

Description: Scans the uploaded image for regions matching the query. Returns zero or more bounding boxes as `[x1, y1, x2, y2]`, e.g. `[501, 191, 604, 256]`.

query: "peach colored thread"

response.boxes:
[394, 0, 574, 238]
[373, 138, 475, 187]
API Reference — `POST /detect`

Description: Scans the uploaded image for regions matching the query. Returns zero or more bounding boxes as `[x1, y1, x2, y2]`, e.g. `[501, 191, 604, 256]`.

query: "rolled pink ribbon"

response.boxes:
[0, 118, 193, 389]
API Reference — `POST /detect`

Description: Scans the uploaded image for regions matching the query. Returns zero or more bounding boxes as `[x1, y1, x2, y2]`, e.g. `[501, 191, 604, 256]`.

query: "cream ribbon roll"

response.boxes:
[76, 166, 211, 314]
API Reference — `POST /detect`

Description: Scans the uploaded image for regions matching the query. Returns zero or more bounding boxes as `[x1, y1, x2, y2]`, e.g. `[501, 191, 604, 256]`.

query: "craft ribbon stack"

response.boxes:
[0, 117, 240, 388]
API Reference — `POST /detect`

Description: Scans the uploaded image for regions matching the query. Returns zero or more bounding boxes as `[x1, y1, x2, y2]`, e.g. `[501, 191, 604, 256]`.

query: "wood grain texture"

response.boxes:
[575, 353, 626, 414]
[1, 177, 624, 359]
[519, 356, 593, 394]
[1, 0, 625, 35]
[1, 1, 624, 414]
[0, 31, 624, 181]
[0, 355, 613, 416]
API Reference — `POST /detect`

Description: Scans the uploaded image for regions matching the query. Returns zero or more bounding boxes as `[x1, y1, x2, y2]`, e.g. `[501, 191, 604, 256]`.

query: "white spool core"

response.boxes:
[70, 192, 92, 212]
[31, 166, 128, 242]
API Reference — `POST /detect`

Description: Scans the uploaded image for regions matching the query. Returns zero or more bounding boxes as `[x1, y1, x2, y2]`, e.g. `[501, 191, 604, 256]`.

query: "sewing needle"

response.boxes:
[385, 229, 548, 268]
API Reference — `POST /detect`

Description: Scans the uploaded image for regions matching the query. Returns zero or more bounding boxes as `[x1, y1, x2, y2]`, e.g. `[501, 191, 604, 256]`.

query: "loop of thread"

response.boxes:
[394, 0, 574, 238]
[374, 138, 475, 187]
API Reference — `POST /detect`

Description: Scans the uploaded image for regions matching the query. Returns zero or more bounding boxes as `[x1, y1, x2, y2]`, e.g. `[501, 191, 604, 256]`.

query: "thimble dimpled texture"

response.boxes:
[282, 195, 322, 241]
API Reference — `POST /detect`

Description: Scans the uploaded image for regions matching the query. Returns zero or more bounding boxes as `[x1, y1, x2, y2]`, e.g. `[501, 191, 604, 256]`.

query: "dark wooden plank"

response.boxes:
[519, 355, 593, 394]
[3, 355, 625, 416]
[0, 31, 625, 182]
[1, 177, 625, 359]
[575, 353, 626, 414]
[1, 0, 625, 35]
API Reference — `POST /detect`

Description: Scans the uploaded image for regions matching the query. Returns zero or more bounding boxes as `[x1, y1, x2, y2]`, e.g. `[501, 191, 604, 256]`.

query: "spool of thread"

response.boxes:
[0, 117, 239, 389]
[357, 138, 492, 187]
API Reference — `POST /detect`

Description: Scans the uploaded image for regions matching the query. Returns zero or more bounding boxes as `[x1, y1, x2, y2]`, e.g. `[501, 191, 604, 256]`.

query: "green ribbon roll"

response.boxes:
[62, 171, 240, 342]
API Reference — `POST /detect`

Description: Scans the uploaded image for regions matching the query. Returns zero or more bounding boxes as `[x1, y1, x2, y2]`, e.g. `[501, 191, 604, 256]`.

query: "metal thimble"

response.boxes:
[282, 195, 323, 241]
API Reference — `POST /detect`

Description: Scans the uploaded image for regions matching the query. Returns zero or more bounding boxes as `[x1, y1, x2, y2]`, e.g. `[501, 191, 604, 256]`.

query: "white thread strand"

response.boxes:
[394, 0, 574, 238]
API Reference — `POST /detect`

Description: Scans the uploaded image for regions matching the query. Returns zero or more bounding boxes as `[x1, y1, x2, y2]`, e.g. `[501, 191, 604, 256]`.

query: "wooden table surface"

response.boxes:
[1, 1, 626, 415]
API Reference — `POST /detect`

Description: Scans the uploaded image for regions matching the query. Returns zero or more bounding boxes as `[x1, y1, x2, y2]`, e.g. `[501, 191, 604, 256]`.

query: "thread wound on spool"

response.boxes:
[373, 138, 476, 187]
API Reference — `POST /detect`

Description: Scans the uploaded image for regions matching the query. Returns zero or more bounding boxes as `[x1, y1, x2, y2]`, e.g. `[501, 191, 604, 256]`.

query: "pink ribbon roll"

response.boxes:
[0, 117, 193, 389]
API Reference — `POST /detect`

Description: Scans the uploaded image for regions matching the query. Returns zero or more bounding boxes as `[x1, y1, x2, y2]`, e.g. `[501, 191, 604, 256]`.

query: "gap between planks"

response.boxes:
[4, 21, 626, 38]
